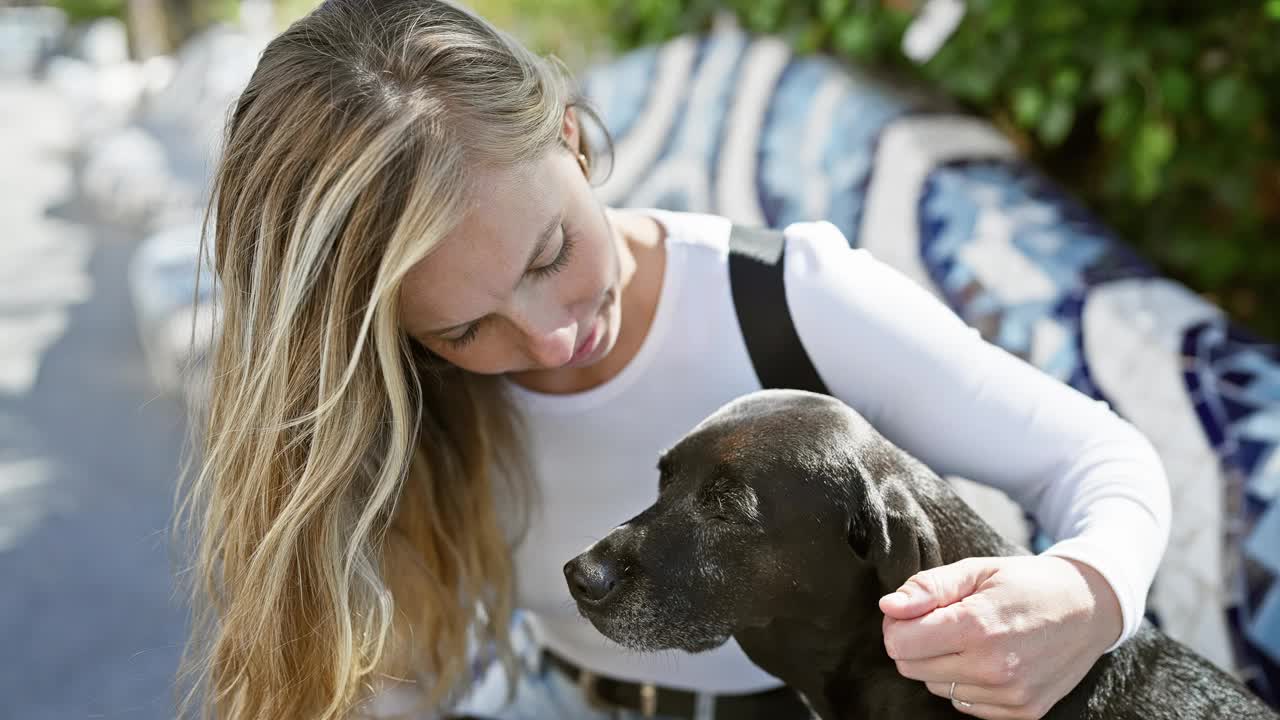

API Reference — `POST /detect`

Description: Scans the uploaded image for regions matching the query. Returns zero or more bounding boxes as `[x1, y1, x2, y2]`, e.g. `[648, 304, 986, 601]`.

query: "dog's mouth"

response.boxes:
[574, 595, 734, 653]
[565, 555, 736, 653]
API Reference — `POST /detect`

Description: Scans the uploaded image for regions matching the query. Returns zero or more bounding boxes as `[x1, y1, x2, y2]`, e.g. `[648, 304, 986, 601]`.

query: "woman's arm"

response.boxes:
[779, 220, 1171, 718]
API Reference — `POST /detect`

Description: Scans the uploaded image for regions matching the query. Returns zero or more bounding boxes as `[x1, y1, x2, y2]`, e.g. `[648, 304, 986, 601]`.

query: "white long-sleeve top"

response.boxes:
[506, 208, 1171, 693]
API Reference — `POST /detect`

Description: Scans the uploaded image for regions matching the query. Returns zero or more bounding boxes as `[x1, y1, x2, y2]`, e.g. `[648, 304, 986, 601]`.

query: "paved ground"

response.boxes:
[1, 78, 190, 720]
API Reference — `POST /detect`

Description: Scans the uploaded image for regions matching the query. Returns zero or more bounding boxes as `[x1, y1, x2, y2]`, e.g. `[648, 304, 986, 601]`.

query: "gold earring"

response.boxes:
[576, 152, 589, 176]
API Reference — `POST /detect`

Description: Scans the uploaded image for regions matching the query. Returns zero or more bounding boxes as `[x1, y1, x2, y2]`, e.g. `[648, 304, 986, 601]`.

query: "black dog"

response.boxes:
[564, 389, 1278, 719]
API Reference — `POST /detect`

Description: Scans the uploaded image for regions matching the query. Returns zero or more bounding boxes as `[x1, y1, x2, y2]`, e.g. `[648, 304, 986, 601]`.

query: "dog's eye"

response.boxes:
[705, 501, 742, 526]
[700, 478, 761, 527]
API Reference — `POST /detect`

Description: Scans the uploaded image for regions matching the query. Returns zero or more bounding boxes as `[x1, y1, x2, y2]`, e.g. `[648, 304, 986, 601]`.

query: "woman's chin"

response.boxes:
[588, 318, 622, 367]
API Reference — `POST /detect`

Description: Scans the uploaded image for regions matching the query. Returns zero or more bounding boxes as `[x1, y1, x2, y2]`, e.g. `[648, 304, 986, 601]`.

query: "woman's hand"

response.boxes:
[879, 555, 1122, 720]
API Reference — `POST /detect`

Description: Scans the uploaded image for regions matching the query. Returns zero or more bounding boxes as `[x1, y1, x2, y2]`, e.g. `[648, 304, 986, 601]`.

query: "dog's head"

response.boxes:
[564, 389, 943, 653]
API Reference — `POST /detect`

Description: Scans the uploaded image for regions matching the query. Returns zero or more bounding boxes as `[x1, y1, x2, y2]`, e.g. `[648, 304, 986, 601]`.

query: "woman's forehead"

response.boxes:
[400, 157, 563, 328]
[458, 160, 551, 239]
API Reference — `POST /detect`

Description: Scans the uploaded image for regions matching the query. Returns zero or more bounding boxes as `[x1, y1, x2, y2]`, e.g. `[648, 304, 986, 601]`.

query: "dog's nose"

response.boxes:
[564, 555, 621, 604]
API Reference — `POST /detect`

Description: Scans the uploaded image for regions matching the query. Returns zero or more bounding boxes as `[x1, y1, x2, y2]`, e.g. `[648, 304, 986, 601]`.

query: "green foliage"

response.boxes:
[49, 0, 240, 48]
[48, 0, 126, 23]
[467, 0, 612, 69]
[587, 0, 1280, 338]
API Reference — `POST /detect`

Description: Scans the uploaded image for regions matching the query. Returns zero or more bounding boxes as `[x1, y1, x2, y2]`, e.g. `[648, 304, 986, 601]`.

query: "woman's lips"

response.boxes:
[567, 288, 614, 366]
[569, 317, 601, 365]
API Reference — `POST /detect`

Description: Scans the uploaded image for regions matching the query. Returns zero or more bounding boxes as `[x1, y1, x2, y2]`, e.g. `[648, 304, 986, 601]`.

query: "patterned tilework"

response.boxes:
[916, 161, 1152, 394]
[1184, 320, 1280, 700]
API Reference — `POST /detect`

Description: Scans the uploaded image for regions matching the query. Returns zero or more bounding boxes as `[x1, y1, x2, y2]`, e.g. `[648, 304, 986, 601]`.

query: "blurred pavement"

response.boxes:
[1, 74, 190, 719]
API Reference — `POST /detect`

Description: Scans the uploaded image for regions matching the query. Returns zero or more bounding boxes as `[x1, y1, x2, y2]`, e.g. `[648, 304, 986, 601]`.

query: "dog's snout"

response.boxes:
[564, 555, 622, 604]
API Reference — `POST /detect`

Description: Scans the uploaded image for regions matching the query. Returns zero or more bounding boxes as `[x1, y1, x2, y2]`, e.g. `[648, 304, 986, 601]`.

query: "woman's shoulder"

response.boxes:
[778, 218, 877, 279]
[627, 208, 733, 257]
[628, 209, 873, 268]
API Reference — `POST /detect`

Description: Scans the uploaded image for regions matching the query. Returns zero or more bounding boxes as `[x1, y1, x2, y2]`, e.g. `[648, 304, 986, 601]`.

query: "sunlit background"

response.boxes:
[1, 1, 1277, 718]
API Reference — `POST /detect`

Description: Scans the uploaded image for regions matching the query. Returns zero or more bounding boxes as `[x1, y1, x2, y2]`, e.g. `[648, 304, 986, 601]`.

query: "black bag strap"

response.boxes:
[727, 224, 831, 396]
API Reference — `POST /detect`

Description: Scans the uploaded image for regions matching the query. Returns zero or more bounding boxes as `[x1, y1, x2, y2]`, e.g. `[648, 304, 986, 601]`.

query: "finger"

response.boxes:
[925, 682, 1054, 720]
[945, 700, 1021, 720]
[882, 600, 977, 660]
[895, 654, 981, 684]
[879, 558, 993, 621]
[923, 681, 1008, 707]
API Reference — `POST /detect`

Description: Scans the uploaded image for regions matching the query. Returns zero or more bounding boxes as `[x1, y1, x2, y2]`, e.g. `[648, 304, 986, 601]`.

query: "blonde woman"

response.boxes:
[178, 1, 1171, 719]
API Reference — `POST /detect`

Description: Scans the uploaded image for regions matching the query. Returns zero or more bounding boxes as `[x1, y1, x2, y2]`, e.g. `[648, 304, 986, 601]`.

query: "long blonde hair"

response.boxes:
[175, 1, 603, 717]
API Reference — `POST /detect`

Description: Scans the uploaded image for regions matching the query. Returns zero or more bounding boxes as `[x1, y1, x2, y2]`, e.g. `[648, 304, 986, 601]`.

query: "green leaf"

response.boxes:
[832, 14, 875, 58]
[1206, 75, 1237, 121]
[1040, 5, 1086, 31]
[987, 0, 1017, 30]
[1159, 68, 1193, 113]
[1267, 0, 1280, 21]
[1052, 67, 1082, 97]
[1038, 99, 1076, 146]
[950, 67, 999, 102]
[48, 0, 125, 21]
[1091, 59, 1127, 95]
[818, 0, 847, 24]
[1206, 74, 1264, 128]
[793, 20, 824, 54]
[1150, 27, 1194, 61]
[1206, 74, 1244, 125]
[1131, 120, 1176, 199]
[1138, 121, 1176, 166]
[1199, 241, 1243, 286]
[744, 0, 784, 32]
[1099, 94, 1136, 139]
[1132, 165, 1160, 201]
[1214, 174, 1253, 211]
[1013, 86, 1046, 127]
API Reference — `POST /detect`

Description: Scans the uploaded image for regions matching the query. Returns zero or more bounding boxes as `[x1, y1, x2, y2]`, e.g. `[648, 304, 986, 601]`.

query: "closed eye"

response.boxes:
[529, 224, 575, 279]
[700, 477, 761, 526]
[443, 318, 484, 349]
[440, 224, 576, 349]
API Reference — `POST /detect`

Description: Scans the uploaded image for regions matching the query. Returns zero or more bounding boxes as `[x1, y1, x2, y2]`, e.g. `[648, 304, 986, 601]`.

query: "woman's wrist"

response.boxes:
[1056, 557, 1124, 651]
[1041, 525, 1155, 654]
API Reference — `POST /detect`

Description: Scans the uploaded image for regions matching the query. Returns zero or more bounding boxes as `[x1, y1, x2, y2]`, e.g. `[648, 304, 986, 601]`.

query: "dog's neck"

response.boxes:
[734, 465, 1021, 719]
[734, 556, 891, 720]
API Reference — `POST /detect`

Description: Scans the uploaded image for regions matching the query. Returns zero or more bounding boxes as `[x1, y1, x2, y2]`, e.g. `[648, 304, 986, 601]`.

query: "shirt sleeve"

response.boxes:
[780, 220, 1171, 651]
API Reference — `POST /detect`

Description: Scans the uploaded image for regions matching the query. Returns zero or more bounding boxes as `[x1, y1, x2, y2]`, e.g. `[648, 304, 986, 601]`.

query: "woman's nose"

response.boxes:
[519, 314, 576, 368]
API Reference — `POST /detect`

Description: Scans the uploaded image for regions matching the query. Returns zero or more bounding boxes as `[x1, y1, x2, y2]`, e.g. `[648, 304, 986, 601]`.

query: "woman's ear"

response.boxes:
[561, 105, 581, 153]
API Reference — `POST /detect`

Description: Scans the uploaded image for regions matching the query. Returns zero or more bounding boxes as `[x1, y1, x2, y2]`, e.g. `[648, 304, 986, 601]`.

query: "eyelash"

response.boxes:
[444, 225, 576, 350]
[446, 321, 482, 349]
[530, 225, 576, 278]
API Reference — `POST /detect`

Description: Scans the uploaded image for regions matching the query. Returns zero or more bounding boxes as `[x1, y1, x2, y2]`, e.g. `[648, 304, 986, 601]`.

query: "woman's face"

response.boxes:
[398, 114, 624, 377]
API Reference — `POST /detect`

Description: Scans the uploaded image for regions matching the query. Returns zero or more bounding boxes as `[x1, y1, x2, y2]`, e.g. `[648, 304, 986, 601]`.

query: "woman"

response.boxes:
[177, 1, 1171, 719]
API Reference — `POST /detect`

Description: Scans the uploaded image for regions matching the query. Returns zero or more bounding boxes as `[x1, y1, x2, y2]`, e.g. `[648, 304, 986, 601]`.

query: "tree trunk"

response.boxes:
[125, 0, 171, 58]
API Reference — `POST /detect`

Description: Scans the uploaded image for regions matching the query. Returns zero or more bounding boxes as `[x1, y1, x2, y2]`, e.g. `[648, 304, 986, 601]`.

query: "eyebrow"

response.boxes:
[423, 213, 563, 336]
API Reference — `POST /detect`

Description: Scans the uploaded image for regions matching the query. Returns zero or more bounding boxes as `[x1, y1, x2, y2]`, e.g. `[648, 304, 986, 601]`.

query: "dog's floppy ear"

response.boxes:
[846, 456, 944, 593]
